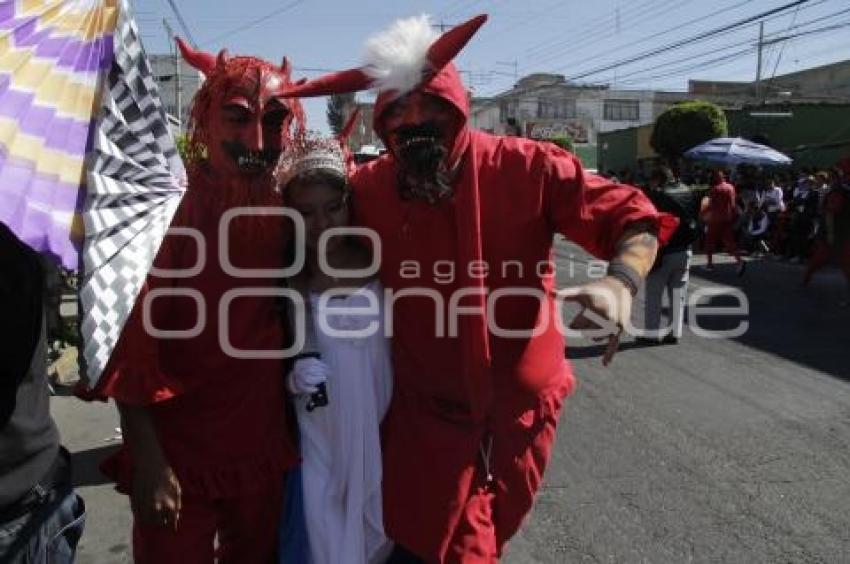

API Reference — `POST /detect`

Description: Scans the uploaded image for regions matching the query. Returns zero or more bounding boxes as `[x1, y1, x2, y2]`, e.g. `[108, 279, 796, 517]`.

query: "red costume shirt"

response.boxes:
[351, 62, 676, 560]
[708, 181, 738, 224]
[86, 179, 297, 498]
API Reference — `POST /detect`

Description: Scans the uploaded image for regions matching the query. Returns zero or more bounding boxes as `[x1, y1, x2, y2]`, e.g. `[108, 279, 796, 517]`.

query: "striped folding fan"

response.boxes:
[0, 0, 187, 389]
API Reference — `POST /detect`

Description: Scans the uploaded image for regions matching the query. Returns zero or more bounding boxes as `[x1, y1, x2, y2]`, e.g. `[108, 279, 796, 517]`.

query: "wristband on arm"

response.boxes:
[606, 259, 641, 297]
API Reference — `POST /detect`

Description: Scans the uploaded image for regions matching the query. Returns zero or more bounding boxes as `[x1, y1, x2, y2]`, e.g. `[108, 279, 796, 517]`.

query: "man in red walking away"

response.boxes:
[704, 170, 746, 276]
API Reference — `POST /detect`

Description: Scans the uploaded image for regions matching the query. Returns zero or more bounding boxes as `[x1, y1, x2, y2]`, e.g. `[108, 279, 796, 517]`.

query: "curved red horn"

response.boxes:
[282, 68, 373, 98]
[427, 14, 488, 71]
[176, 37, 216, 75]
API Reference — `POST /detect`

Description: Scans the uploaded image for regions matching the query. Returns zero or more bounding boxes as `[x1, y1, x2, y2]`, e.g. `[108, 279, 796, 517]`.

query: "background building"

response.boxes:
[346, 101, 382, 150]
[470, 73, 691, 169]
[149, 53, 203, 133]
[689, 59, 850, 102]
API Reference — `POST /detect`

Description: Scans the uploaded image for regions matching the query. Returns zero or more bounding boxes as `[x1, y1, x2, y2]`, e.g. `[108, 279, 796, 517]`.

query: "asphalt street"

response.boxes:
[51, 240, 850, 563]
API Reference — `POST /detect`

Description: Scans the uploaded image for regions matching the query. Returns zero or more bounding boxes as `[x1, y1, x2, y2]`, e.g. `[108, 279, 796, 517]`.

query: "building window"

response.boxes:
[499, 99, 518, 121]
[603, 99, 639, 121]
[536, 98, 576, 119]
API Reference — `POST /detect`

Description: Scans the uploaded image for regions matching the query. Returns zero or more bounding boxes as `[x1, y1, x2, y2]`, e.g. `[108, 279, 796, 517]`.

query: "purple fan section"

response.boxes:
[0, 87, 94, 155]
[0, 3, 116, 269]
[0, 152, 84, 269]
[1, 13, 114, 73]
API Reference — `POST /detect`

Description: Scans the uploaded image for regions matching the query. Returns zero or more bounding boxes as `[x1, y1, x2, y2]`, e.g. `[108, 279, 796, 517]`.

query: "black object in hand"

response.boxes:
[306, 382, 328, 412]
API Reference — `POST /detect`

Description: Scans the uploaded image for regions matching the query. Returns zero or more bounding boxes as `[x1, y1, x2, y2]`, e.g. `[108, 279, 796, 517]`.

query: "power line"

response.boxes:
[542, 0, 832, 75]
[163, 0, 198, 48]
[442, 0, 489, 21]
[532, 0, 694, 64]
[471, 0, 575, 50]
[616, 20, 850, 86]
[609, 8, 850, 85]
[541, 0, 755, 71]
[524, 0, 677, 60]
[563, 0, 816, 81]
[471, 20, 848, 111]
[202, 0, 306, 47]
[767, 3, 804, 84]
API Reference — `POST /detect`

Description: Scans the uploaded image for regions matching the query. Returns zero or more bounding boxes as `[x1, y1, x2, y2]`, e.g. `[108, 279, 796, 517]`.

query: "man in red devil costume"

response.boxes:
[286, 14, 677, 563]
[79, 41, 305, 563]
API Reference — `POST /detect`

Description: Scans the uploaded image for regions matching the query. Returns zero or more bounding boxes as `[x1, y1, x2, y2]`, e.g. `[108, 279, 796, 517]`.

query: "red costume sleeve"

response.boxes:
[542, 146, 678, 259]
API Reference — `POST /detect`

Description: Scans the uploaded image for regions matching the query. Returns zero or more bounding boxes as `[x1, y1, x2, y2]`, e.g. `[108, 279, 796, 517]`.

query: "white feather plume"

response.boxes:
[363, 14, 439, 95]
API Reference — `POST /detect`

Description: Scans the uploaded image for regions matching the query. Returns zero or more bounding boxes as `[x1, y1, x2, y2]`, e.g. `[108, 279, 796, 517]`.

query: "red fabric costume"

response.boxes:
[803, 187, 850, 287]
[78, 40, 305, 563]
[353, 66, 674, 563]
[285, 14, 676, 562]
[705, 179, 741, 267]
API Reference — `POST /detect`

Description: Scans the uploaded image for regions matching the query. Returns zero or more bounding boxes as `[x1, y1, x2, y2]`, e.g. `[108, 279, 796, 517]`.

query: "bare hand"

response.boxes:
[556, 277, 633, 367]
[132, 458, 182, 530]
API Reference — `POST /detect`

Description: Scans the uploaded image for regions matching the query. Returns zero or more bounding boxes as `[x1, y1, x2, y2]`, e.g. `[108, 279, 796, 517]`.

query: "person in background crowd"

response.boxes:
[802, 173, 850, 305]
[637, 167, 700, 345]
[1, 223, 86, 563]
[786, 175, 820, 263]
[763, 176, 786, 219]
[742, 201, 771, 255]
[703, 170, 746, 275]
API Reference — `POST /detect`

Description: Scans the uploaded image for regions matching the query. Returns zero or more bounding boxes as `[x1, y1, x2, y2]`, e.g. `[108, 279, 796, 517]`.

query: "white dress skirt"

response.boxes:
[294, 278, 393, 564]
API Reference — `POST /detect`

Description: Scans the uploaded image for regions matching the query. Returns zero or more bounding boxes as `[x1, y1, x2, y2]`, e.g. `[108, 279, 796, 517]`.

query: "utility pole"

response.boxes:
[755, 20, 764, 102]
[496, 60, 518, 83]
[433, 20, 453, 32]
[162, 19, 182, 130]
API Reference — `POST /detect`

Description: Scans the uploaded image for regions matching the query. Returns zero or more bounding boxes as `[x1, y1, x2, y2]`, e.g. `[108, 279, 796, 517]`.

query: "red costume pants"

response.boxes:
[705, 221, 741, 266]
[132, 482, 283, 564]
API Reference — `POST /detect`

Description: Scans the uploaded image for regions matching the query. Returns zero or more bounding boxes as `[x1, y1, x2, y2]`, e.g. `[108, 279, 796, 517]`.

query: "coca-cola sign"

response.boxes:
[526, 121, 588, 143]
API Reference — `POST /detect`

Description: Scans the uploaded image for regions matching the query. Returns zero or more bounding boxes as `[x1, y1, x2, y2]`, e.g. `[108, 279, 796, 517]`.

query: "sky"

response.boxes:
[133, 0, 850, 133]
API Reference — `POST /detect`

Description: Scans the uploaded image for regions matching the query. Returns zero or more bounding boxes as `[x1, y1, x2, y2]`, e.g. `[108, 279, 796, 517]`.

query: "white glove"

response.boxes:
[286, 357, 330, 396]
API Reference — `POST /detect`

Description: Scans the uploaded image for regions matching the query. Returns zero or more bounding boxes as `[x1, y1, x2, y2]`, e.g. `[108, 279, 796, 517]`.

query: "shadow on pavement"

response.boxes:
[557, 249, 849, 381]
[682, 256, 849, 381]
[71, 445, 121, 488]
[566, 339, 662, 360]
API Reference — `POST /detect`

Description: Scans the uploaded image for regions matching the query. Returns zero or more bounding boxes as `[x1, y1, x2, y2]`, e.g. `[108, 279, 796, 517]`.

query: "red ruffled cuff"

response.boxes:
[75, 362, 184, 406]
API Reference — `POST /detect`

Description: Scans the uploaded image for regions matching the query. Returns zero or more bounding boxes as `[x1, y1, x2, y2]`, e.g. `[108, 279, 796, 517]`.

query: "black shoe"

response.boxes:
[635, 336, 661, 346]
[737, 261, 747, 277]
[662, 335, 680, 345]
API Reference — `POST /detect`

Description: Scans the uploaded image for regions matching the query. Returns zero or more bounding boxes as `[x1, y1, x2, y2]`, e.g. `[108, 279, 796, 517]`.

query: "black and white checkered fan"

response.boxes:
[80, 1, 187, 389]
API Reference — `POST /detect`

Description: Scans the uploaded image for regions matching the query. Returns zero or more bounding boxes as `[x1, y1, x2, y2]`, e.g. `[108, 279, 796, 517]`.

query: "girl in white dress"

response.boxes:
[277, 137, 393, 564]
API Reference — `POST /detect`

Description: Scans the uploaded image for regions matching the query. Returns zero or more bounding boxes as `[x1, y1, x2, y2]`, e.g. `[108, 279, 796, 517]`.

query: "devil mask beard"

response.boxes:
[393, 121, 455, 204]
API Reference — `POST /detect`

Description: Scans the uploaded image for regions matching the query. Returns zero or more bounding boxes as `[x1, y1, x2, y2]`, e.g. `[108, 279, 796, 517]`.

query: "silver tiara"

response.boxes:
[275, 136, 347, 189]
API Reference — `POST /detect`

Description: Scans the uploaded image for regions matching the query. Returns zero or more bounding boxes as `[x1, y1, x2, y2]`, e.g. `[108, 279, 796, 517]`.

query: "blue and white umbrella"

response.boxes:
[684, 137, 792, 166]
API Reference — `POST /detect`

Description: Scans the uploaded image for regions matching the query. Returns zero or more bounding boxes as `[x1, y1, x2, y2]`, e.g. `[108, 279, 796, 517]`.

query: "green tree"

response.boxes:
[549, 134, 575, 154]
[175, 133, 191, 162]
[327, 93, 356, 136]
[175, 133, 205, 165]
[650, 100, 727, 162]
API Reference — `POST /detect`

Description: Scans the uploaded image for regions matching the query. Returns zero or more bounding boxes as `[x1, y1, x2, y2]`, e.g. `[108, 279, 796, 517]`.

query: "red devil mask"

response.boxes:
[280, 14, 486, 202]
[177, 39, 306, 182]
